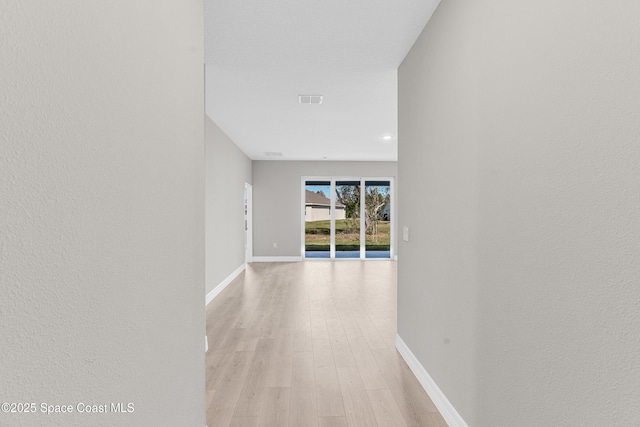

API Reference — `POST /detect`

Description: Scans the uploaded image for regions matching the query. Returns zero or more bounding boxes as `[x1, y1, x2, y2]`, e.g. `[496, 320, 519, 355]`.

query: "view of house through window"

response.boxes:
[304, 181, 331, 258]
[304, 178, 392, 259]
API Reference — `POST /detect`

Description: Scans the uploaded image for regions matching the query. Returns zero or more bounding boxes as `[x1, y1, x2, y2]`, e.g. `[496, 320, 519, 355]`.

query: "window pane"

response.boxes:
[335, 181, 360, 258]
[365, 181, 391, 258]
[305, 181, 331, 258]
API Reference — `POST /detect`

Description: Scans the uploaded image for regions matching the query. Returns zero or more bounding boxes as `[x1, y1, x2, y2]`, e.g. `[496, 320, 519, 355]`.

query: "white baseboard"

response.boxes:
[205, 263, 246, 306]
[251, 256, 302, 263]
[395, 334, 468, 427]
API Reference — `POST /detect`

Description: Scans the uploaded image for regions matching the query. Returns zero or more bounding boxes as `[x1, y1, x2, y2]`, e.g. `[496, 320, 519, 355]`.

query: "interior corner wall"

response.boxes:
[205, 116, 252, 294]
[397, 1, 640, 426]
[0, 2, 205, 426]
[252, 161, 398, 257]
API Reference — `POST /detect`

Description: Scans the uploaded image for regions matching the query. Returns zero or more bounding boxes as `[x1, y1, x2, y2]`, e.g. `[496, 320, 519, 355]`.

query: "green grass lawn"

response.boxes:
[305, 219, 390, 251]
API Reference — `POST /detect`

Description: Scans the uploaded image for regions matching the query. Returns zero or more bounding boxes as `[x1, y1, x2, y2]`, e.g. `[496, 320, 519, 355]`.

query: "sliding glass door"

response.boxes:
[335, 181, 361, 258]
[304, 181, 331, 258]
[303, 178, 392, 260]
[364, 180, 391, 258]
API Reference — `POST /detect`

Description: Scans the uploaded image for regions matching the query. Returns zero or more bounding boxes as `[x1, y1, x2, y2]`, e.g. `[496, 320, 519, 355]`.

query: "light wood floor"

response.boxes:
[205, 261, 447, 427]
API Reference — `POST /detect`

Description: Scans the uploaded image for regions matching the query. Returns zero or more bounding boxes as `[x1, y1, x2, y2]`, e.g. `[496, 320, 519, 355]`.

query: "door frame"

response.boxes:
[244, 182, 253, 263]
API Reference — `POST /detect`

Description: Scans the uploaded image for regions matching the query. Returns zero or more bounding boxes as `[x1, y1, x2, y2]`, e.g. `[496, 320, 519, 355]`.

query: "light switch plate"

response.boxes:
[403, 226, 409, 242]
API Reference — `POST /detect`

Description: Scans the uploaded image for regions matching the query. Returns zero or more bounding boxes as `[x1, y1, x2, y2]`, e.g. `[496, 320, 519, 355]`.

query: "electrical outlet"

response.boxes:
[273, 242, 277, 248]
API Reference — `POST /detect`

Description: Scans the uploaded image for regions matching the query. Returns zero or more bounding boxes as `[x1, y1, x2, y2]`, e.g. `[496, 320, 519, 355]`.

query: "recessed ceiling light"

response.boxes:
[382, 135, 393, 141]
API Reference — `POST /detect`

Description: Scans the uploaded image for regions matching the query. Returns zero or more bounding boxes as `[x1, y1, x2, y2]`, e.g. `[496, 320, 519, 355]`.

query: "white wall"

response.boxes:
[253, 161, 397, 257]
[306, 205, 331, 222]
[0, 2, 205, 426]
[398, 1, 640, 426]
[305, 206, 345, 222]
[206, 116, 252, 294]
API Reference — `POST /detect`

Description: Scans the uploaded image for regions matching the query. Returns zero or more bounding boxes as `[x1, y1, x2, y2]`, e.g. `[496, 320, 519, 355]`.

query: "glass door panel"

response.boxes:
[365, 181, 391, 258]
[335, 181, 361, 258]
[304, 181, 331, 258]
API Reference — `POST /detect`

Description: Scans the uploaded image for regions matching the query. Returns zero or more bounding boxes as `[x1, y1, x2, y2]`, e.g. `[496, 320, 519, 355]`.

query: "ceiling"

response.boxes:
[204, 0, 441, 161]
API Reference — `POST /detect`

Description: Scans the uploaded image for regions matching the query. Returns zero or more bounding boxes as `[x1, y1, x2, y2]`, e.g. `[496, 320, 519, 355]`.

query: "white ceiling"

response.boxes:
[204, 0, 441, 161]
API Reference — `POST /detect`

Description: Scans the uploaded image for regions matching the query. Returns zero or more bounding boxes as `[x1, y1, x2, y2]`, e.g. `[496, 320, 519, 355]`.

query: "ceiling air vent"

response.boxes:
[299, 95, 323, 105]
[264, 152, 283, 157]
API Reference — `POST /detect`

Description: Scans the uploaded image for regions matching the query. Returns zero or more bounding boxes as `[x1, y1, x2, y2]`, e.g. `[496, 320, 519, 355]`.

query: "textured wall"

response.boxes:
[398, 0, 640, 426]
[0, 2, 205, 426]
[252, 161, 397, 257]
[205, 116, 252, 293]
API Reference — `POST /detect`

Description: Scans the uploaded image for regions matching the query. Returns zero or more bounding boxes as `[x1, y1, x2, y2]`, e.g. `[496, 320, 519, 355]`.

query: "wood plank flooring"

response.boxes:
[206, 261, 447, 427]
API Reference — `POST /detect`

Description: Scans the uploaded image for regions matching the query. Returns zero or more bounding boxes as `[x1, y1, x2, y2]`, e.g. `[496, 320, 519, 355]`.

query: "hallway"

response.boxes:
[205, 262, 447, 426]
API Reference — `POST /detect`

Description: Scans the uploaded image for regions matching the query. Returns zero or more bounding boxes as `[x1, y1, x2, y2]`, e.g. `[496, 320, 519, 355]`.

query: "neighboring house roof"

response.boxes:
[305, 190, 345, 208]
